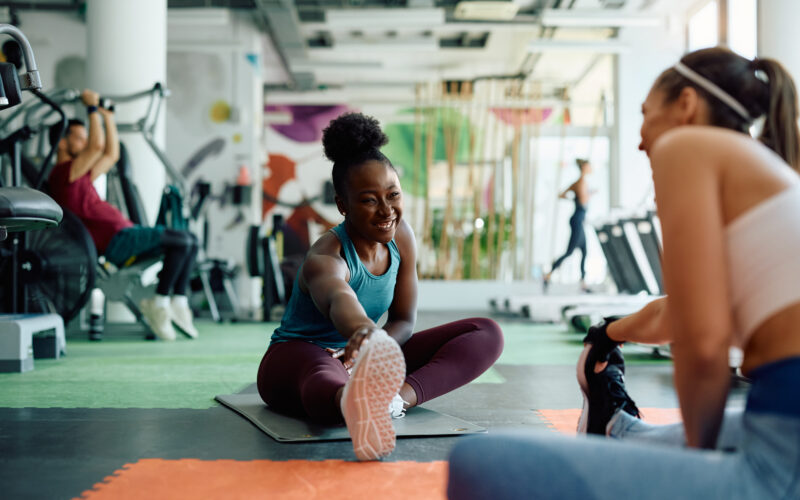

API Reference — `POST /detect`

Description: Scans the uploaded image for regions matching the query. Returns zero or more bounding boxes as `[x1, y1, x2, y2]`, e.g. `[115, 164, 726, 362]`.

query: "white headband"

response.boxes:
[673, 61, 752, 122]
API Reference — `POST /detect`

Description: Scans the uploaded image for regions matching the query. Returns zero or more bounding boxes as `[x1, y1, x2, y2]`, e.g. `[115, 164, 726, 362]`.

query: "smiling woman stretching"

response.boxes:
[257, 112, 503, 461]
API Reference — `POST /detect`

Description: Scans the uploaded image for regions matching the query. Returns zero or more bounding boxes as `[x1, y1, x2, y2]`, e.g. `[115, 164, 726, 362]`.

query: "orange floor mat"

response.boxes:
[79, 459, 448, 500]
[537, 407, 682, 436]
[77, 410, 683, 499]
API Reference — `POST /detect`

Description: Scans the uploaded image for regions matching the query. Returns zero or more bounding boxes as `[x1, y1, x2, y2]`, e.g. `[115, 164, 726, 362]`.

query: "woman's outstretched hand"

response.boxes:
[326, 347, 353, 373]
[328, 325, 384, 373]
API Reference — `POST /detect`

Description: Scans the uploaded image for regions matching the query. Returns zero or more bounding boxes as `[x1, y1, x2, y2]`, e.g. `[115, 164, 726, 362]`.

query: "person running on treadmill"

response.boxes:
[449, 47, 800, 499]
[48, 89, 198, 341]
[543, 158, 594, 293]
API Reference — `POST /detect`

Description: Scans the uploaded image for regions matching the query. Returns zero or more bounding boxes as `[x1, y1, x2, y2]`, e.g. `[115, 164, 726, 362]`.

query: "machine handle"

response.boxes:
[0, 24, 41, 91]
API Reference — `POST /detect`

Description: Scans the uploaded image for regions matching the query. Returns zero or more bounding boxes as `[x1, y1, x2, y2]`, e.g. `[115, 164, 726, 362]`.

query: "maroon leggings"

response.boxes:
[257, 317, 504, 423]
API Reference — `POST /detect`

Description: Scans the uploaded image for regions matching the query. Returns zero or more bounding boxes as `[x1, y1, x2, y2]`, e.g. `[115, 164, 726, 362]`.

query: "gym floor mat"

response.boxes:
[0, 319, 668, 409]
[216, 390, 486, 442]
[536, 408, 683, 435]
[0, 320, 271, 409]
[0, 312, 720, 498]
[80, 459, 448, 500]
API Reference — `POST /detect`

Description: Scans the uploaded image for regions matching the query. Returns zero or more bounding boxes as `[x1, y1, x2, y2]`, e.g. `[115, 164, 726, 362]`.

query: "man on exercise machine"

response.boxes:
[48, 89, 199, 341]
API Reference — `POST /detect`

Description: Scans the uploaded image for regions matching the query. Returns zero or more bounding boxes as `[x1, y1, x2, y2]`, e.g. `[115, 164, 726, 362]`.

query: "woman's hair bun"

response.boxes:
[322, 112, 388, 164]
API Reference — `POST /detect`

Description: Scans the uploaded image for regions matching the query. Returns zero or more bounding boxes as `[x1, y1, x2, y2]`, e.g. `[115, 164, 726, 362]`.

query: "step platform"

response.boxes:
[0, 313, 66, 372]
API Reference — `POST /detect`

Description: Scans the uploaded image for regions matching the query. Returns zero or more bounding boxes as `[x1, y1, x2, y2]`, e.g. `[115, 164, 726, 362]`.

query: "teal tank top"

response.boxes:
[269, 222, 401, 349]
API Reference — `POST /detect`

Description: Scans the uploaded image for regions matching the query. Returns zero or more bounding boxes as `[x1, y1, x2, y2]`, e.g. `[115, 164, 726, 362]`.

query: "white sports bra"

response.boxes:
[726, 181, 800, 347]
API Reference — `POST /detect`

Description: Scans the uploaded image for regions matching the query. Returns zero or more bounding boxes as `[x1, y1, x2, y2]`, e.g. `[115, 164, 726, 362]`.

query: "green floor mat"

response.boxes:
[0, 321, 274, 409]
[0, 318, 668, 409]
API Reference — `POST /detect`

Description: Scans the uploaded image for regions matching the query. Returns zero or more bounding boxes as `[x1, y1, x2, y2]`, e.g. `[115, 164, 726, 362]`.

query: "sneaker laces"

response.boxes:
[388, 393, 407, 419]
[604, 367, 641, 419]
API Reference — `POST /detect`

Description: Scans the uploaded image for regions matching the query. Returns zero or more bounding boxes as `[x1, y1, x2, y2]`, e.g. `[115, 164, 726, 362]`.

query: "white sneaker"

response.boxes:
[139, 299, 177, 341]
[340, 329, 406, 461]
[171, 302, 199, 339]
[389, 394, 407, 419]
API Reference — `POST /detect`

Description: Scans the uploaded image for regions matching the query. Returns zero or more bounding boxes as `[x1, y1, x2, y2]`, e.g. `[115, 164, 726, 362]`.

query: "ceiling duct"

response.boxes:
[255, 0, 315, 90]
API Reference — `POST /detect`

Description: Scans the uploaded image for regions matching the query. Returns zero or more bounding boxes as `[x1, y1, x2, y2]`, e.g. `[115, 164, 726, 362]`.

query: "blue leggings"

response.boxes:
[105, 226, 198, 296]
[448, 357, 800, 500]
[551, 213, 587, 279]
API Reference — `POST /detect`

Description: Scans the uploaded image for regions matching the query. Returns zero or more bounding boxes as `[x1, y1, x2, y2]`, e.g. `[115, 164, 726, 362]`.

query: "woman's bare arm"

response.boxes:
[606, 297, 671, 344]
[383, 219, 418, 346]
[301, 240, 381, 362]
[651, 130, 733, 449]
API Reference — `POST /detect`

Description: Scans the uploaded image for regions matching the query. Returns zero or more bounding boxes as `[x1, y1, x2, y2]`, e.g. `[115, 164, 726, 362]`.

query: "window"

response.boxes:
[688, 1, 719, 51]
[727, 0, 757, 58]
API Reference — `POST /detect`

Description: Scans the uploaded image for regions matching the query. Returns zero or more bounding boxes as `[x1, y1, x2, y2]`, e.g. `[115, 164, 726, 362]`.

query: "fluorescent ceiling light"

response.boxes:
[325, 8, 445, 28]
[453, 1, 519, 21]
[168, 8, 230, 26]
[330, 37, 439, 52]
[527, 40, 630, 53]
[294, 63, 441, 81]
[540, 9, 662, 28]
[301, 21, 534, 34]
[290, 60, 384, 70]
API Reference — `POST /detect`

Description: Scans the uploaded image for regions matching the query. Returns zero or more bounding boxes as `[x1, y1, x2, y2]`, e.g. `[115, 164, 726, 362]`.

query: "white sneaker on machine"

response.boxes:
[340, 329, 406, 461]
[171, 302, 199, 339]
[139, 299, 177, 341]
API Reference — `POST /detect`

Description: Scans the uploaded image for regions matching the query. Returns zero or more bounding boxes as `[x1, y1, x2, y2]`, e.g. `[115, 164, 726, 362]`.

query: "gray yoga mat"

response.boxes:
[215, 388, 486, 442]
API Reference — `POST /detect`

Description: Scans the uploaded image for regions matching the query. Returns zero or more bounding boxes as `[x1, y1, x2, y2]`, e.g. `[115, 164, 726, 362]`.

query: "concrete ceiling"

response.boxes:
[3, 0, 699, 102]
[244, 0, 692, 102]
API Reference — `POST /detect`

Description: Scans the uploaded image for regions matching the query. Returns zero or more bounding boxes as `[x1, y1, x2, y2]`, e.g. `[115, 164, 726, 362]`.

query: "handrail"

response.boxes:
[0, 88, 77, 133]
[29, 89, 66, 190]
[105, 82, 170, 104]
[1, 81, 186, 196]
[0, 24, 41, 90]
[102, 83, 184, 193]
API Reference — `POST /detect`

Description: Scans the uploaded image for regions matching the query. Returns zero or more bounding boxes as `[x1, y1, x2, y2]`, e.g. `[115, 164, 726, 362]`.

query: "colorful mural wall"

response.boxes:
[264, 80, 610, 283]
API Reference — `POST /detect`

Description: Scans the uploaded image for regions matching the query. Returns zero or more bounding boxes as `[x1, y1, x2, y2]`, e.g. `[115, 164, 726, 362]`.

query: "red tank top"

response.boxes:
[48, 160, 133, 253]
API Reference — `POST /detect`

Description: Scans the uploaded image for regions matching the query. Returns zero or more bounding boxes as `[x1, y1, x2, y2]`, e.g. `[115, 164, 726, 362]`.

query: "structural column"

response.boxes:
[86, 0, 167, 223]
[758, 0, 800, 85]
[613, 20, 682, 209]
[86, 0, 167, 323]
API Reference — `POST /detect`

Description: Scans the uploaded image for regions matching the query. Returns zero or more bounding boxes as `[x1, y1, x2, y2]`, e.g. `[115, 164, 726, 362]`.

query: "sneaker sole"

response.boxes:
[139, 304, 177, 341]
[576, 343, 592, 434]
[172, 320, 199, 339]
[144, 321, 176, 341]
[341, 330, 406, 461]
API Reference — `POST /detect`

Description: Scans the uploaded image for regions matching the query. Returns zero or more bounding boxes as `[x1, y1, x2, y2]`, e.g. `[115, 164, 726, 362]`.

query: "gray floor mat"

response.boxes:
[215, 392, 486, 442]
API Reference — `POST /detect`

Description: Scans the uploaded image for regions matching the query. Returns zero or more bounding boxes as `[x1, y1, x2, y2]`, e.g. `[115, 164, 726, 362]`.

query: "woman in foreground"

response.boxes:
[448, 47, 800, 499]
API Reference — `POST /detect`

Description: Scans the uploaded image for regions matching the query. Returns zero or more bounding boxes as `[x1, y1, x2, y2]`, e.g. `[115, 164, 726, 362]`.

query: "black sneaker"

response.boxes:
[577, 345, 641, 434]
[582, 317, 625, 372]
